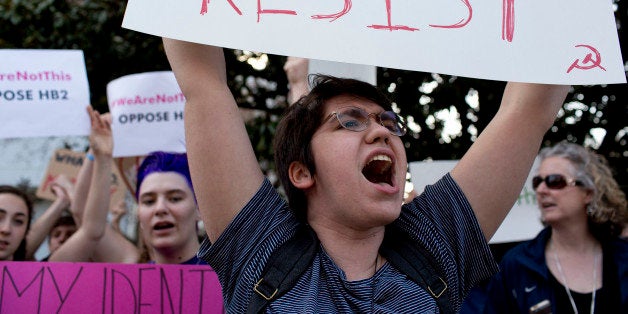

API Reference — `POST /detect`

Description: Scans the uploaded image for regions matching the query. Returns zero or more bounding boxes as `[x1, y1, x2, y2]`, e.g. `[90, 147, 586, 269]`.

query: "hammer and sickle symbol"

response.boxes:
[567, 44, 607, 73]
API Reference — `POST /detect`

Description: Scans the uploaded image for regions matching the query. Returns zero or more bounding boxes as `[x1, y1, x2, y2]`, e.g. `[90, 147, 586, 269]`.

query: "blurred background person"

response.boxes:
[24, 175, 75, 261]
[39, 215, 77, 261]
[50, 106, 139, 263]
[480, 141, 628, 313]
[0, 185, 33, 261]
[49, 107, 211, 268]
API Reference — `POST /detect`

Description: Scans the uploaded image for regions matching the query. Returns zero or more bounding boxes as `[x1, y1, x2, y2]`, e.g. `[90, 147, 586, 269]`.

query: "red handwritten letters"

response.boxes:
[194, 1, 612, 77]
[199, 0, 507, 38]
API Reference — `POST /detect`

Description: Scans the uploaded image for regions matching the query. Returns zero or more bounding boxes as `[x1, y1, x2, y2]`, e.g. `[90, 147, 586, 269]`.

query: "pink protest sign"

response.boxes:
[0, 261, 224, 313]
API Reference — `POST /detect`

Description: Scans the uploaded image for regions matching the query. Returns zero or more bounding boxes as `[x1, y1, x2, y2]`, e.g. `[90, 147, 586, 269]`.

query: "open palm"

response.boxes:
[87, 106, 113, 156]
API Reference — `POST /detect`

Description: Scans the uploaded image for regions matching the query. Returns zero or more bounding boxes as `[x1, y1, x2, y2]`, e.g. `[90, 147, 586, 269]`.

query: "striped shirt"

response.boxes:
[199, 174, 497, 313]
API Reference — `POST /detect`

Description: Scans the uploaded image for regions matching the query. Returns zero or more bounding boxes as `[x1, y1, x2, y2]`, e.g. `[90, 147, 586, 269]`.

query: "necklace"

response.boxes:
[552, 243, 598, 314]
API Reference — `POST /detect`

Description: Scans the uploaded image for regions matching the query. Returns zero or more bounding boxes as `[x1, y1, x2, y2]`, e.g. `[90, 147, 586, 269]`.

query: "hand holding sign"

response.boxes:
[161, 37, 571, 312]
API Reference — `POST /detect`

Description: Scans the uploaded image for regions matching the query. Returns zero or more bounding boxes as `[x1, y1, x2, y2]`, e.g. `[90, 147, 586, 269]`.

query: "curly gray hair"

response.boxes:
[538, 141, 628, 238]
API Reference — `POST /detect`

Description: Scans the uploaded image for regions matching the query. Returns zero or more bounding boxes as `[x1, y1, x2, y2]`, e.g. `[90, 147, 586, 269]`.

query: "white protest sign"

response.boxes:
[0, 49, 90, 139]
[409, 160, 542, 244]
[107, 71, 186, 157]
[309, 59, 377, 85]
[123, 1, 625, 84]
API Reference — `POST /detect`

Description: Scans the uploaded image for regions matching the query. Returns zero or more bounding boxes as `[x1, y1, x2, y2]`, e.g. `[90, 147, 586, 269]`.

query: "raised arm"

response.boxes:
[92, 200, 140, 264]
[284, 56, 310, 105]
[25, 179, 72, 260]
[163, 39, 264, 242]
[451, 83, 570, 240]
[69, 148, 94, 227]
[91, 228, 140, 263]
[50, 106, 114, 262]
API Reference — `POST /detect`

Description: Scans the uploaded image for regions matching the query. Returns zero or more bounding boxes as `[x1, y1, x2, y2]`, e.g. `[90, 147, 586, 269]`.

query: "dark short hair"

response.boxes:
[273, 74, 394, 221]
[136, 152, 193, 200]
[51, 215, 76, 231]
[0, 185, 34, 261]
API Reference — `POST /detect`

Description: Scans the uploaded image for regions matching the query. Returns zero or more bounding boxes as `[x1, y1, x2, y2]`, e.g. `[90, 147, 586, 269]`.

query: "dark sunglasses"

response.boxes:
[531, 174, 583, 190]
[326, 106, 407, 136]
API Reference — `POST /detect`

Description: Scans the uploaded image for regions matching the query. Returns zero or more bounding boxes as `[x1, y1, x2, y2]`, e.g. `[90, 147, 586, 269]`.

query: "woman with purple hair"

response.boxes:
[135, 151, 206, 264]
[46, 107, 225, 309]
[50, 107, 206, 265]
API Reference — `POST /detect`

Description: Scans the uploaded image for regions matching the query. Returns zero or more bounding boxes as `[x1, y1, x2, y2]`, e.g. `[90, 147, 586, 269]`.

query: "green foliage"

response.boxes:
[1, 0, 626, 193]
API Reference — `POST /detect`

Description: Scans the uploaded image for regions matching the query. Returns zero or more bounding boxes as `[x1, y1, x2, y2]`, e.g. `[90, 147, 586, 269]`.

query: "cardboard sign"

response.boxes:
[107, 72, 186, 158]
[36, 149, 130, 207]
[36, 149, 84, 201]
[0, 49, 91, 139]
[0, 261, 224, 313]
[122, 1, 625, 84]
[409, 160, 543, 244]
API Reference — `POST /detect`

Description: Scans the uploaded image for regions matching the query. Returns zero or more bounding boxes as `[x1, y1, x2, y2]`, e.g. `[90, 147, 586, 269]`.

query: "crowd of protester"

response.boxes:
[1, 55, 625, 313]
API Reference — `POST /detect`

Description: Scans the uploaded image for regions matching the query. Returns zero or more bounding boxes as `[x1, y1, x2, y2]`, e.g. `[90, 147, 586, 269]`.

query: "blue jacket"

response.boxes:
[481, 227, 628, 313]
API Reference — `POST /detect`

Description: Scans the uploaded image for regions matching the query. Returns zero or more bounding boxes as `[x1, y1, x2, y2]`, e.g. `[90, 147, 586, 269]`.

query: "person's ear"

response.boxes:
[289, 161, 314, 189]
[584, 188, 594, 206]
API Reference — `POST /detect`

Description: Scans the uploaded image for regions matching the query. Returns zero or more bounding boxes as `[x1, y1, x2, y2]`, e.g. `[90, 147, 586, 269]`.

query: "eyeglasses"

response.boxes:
[531, 174, 583, 190]
[326, 106, 407, 136]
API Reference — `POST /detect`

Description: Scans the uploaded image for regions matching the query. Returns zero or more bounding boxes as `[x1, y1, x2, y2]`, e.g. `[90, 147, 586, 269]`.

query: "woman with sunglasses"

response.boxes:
[480, 141, 628, 314]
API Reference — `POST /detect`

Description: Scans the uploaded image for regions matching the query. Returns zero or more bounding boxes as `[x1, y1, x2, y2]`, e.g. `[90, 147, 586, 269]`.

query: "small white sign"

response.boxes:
[107, 71, 186, 157]
[123, 0, 625, 84]
[409, 160, 543, 244]
[309, 59, 377, 85]
[0, 49, 91, 139]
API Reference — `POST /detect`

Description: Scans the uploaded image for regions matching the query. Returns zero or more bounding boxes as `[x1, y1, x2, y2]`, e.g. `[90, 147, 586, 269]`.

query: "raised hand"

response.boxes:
[86, 106, 113, 157]
[283, 56, 309, 105]
[50, 174, 73, 207]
